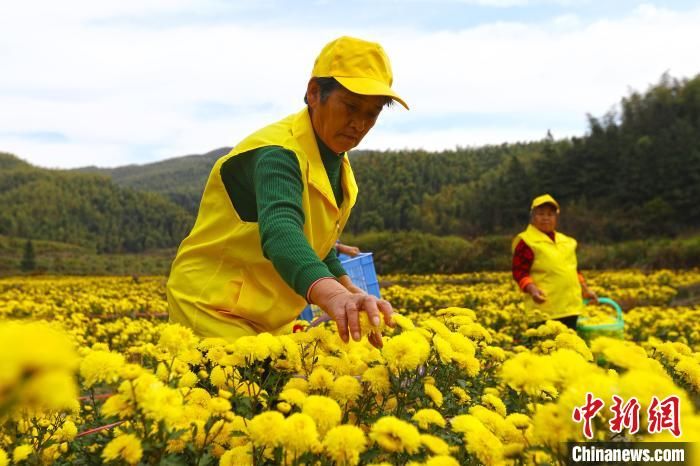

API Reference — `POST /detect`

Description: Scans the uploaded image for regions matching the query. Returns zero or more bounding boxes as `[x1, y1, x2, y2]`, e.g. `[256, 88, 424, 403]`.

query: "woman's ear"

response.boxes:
[306, 79, 319, 109]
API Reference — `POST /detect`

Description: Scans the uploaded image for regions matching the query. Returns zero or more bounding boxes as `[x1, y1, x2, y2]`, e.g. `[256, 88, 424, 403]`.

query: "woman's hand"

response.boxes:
[308, 278, 395, 348]
[338, 274, 366, 295]
[336, 243, 360, 256]
[524, 283, 547, 304]
[582, 286, 599, 304]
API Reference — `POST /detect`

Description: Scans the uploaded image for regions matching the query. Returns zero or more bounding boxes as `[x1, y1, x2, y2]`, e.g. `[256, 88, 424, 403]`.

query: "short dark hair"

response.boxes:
[304, 77, 342, 104]
[304, 77, 394, 106]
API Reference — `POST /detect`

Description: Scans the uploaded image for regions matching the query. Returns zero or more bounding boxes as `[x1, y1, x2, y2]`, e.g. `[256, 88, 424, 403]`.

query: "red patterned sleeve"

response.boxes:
[512, 239, 535, 290]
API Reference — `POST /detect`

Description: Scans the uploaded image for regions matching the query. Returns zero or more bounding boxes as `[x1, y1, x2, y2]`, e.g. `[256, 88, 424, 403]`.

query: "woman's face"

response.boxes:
[532, 204, 558, 233]
[306, 81, 385, 154]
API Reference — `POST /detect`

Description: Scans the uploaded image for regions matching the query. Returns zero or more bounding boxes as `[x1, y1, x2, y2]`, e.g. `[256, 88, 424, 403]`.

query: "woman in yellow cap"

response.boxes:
[512, 194, 598, 329]
[166, 36, 408, 347]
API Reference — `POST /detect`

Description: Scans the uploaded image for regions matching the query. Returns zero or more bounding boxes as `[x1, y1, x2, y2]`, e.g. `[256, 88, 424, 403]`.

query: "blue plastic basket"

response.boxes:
[339, 252, 381, 298]
[298, 252, 381, 321]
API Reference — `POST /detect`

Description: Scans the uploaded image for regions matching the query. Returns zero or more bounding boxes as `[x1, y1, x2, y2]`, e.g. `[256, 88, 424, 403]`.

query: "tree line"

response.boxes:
[1, 73, 698, 256]
[347, 73, 700, 243]
[0, 155, 191, 253]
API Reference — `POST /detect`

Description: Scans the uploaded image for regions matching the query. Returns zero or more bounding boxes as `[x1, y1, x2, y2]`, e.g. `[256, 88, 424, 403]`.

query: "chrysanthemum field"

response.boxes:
[1, 270, 699, 465]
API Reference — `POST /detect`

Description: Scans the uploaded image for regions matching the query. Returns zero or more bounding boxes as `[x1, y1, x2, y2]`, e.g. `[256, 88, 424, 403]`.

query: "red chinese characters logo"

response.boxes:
[572, 394, 681, 438]
[609, 395, 640, 434]
[572, 392, 605, 439]
[648, 395, 681, 437]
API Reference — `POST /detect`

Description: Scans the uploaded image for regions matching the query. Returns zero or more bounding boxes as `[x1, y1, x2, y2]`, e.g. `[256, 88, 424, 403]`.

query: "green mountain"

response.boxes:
[4, 72, 699, 257]
[75, 148, 230, 214]
[0, 153, 192, 253]
[348, 73, 700, 242]
[69, 74, 700, 244]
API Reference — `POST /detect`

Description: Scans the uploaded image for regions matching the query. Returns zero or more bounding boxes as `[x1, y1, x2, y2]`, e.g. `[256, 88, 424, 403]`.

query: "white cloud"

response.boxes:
[1, 2, 699, 168]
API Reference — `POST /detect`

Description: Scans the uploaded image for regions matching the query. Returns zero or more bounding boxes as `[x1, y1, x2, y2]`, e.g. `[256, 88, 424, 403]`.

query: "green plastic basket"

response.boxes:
[576, 297, 624, 342]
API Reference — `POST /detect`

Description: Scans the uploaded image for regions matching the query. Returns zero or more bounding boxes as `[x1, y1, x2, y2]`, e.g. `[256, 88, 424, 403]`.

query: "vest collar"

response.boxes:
[291, 107, 358, 213]
[526, 224, 557, 243]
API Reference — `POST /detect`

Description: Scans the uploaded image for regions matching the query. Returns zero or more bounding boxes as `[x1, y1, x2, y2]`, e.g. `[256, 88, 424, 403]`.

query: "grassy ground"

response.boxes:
[0, 235, 174, 277]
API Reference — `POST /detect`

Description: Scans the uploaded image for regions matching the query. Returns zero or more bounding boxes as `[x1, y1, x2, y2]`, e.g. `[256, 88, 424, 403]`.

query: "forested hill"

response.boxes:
[75, 147, 230, 214]
[3, 73, 699, 252]
[348, 74, 700, 242]
[70, 73, 700, 244]
[0, 153, 192, 253]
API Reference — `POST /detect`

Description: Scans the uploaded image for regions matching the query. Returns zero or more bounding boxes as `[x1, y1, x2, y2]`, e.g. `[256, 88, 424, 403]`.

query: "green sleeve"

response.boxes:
[254, 148, 335, 298]
[323, 247, 347, 278]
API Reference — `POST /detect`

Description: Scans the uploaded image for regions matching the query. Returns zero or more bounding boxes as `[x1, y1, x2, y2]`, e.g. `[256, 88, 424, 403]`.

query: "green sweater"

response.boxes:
[219, 135, 347, 299]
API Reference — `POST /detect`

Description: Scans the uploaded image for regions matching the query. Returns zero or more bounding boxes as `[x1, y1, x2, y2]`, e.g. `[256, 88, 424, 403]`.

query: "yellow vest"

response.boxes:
[512, 224, 583, 321]
[166, 108, 358, 340]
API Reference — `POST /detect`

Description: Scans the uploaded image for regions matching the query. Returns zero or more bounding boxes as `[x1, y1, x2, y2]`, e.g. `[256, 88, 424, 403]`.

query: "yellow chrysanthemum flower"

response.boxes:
[674, 356, 700, 391]
[58, 420, 78, 441]
[554, 333, 593, 361]
[0, 321, 79, 414]
[12, 445, 33, 463]
[506, 413, 531, 430]
[257, 332, 284, 359]
[503, 442, 526, 458]
[481, 393, 507, 417]
[101, 393, 134, 419]
[101, 433, 143, 465]
[443, 332, 476, 358]
[452, 353, 481, 377]
[247, 411, 285, 448]
[382, 331, 430, 372]
[233, 335, 270, 363]
[362, 365, 390, 394]
[421, 318, 451, 337]
[420, 434, 450, 455]
[281, 413, 321, 455]
[483, 346, 507, 362]
[283, 377, 309, 393]
[279, 388, 307, 407]
[275, 336, 302, 372]
[425, 454, 460, 466]
[369, 416, 421, 454]
[178, 371, 199, 388]
[220, 444, 253, 466]
[500, 352, 559, 398]
[332, 375, 362, 404]
[358, 311, 384, 335]
[302, 395, 342, 436]
[457, 322, 493, 343]
[158, 323, 197, 357]
[451, 414, 504, 466]
[470, 405, 521, 443]
[412, 409, 446, 430]
[391, 313, 416, 330]
[433, 335, 454, 363]
[209, 396, 231, 414]
[308, 367, 335, 392]
[323, 425, 367, 466]
[276, 401, 291, 413]
[451, 386, 471, 404]
[120, 363, 143, 381]
[424, 383, 444, 407]
[436, 307, 477, 319]
[79, 350, 125, 388]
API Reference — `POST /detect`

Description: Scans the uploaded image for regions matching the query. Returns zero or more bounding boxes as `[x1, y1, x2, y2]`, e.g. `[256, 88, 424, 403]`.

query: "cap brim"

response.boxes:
[531, 201, 560, 213]
[335, 76, 409, 110]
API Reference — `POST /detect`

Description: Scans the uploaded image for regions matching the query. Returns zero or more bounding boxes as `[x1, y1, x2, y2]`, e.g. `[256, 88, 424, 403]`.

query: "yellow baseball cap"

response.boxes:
[312, 36, 409, 110]
[530, 194, 560, 213]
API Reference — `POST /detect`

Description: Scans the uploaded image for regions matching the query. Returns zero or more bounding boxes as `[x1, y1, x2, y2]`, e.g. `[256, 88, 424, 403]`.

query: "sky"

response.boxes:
[1, 0, 699, 169]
